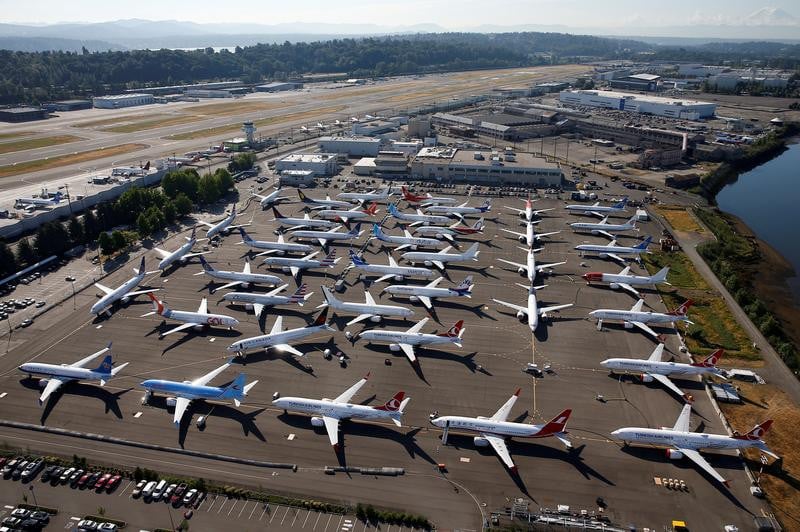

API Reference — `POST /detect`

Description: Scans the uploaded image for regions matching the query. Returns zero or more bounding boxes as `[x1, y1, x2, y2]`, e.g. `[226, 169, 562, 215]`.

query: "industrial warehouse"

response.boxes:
[558, 90, 717, 119]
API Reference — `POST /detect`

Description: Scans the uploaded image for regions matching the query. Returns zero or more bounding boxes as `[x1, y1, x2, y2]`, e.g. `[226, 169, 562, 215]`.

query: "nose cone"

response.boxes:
[429, 417, 442, 427]
[600, 360, 609, 368]
[140, 379, 154, 388]
[583, 272, 602, 282]
[610, 429, 625, 438]
[232, 319, 240, 326]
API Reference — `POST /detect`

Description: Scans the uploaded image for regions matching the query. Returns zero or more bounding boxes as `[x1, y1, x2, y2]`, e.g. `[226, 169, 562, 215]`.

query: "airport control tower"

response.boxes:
[242, 121, 256, 145]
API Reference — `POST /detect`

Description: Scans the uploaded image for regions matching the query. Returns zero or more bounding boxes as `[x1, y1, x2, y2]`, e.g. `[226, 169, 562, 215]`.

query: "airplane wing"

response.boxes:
[406, 317, 429, 334]
[399, 343, 417, 363]
[227, 223, 251, 231]
[432, 260, 446, 271]
[154, 248, 171, 259]
[253, 303, 265, 319]
[160, 322, 198, 338]
[94, 283, 114, 296]
[182, 251, 211, 260]
[628, 320, 661, 340]
[650, 373, 688, 399]
[417, 296, 433, 311]
[606, 253, 626, 265]
[491, 392, 519, 422]
[648, 343, 665, 361]
[70, 349, 107, 368]
[539, 303, 573, 315]
[492, 298, 527, 316]
[588, 210, 606, 219]
[534, 231, 560, 240]
[192, 363, 230, 387]
[374, 273, 394, 283]
[323, 416, 340, 448]
[631, 299, 645, 312]
[197, 221, 215, 228]
[505, 206, 524, 214]
[536, 260, 566, 271]
[289, 266, 300, 279]
[426, 277, 443, 289]
[484, 434, 516, 470]
[125, 288, 160, 298]
[346, 313, 374, 326]
[678, 448, 727, 484]
[198, 298, 208, 315]
[273, 344, 305, 357]
[173, 397, 192, 426]
[672, 403, 692, 433]
[270, 316, 284, 335]
[500, 228, 524, 239]
[334, 377, 368, 403]
[214, 281, 242, 292]
[597, 230, 616, 241]
[39, 377, 67, 404]
[497, 258, 526, 271]
[617, 282, 641, 298]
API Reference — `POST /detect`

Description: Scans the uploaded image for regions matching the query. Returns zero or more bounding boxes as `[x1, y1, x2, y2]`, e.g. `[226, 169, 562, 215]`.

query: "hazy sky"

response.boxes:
[2, 0, 798, 27]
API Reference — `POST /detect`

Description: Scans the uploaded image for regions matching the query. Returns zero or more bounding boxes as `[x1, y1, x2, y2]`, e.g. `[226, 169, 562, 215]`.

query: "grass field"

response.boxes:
[0, 135, 83, 155]
[0, 131, 33, 140]
[101, 115, 201, 133]
[73, 114, 154, 128]
[0, 143, 147, 178]
[644, 251, 709, 290]
[655, 205, 705, 233]
[190, 100, 288, 116]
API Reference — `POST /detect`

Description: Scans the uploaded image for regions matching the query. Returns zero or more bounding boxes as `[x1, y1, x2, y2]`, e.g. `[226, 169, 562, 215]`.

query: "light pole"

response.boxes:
[28, 485, 38, 509]
[58, 184, 73, 216]
[70, 279, 76, 310]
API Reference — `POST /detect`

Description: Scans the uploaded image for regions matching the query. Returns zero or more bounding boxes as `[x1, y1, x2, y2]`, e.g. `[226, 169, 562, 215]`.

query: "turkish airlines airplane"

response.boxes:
[370, 224, 443, 251]
[273, 373, 409, 452]
[315, 203, 378, 224]
[381, 276, 473, 312]
[493, 284, 573, 332]
[601, 345, 726, 402]
[583, 265, 670, 299]
[226, 308, 333, 357]
[430, 389, 572, 472]
[143, 293, 239, 338]
[387, 203, 450, 226]
[589, 299, 693, 340]
[401, 242, 480, 271]
[505, 196, 554, 222]
[412, 218, 485, 242]
[153, 227, 209, 272]
[612, 403, 777, 486]
[320, 286, 413, 326]
[497, 247, 566, 284]
[91, 257, 159, 316]
[356, 317, 465, 364]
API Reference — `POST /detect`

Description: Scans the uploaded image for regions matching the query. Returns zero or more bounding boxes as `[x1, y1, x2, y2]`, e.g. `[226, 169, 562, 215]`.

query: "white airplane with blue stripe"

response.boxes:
[370, 224, 443, 251]
[153, 227, 210, 271]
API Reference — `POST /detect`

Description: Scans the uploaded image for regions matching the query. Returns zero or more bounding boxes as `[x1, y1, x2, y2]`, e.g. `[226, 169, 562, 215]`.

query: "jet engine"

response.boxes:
[393, 275, 404, 282]
[598, 253, 609, 259]
[473, 436, 490, 447]
[423, 260, 433, 267]
[369, 315, 382, 323]
[241, 282, 251, 289]
[281, 266, 291, 273]
[409, 295, 419, 302]
[121, 296, 131, 305]
[609, 282, 620, 290]
[38, 378, 49, 389]
[518, 267, 526, 276]
[517, 236, 526, 243]
[641, 374, 654, 383]
[623, 322, 634, 329]
[590, 229, 600, 235]
[666, 449, 683, 460]
[389, 344, 402, 352]
[166, 397, 177, 407]
[311, 416, 325, 427]
[516, 311, 526, 321]
[244, 303, 254, 311]
[193, 324, 204, 331]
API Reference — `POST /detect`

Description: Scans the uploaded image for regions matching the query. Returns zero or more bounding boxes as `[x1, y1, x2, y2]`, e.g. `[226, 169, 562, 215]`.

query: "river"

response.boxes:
[716, 141, 800, 303]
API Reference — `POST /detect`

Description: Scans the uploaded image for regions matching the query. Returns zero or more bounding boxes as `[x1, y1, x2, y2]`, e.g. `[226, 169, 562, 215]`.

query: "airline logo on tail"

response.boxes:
[669, 299, 694, 316]
[147, 292, 166, 315]
[439, 320, 465, 338]
[733, 420, 773, 440]
[634, 236, 653, 250]
[348, 223, 362, 235]
[401, 186, 424, 203]
[374, 392, 406, 411]
[298, 190, 309, 202]
[288, 284, 308, 303]
[321, 250, 337, 266]
[363, 203, 379, 215]
[95, 355, 114, 375]
[478, 199, 492, 211]
[239, 227, 253, 242]
[349, 250, 368, 266]
[691, 349, 723, 368]
[615, 197, 629, 208]
[537, 409, 572, 436]
[453, 276, 473, 294]
[198, 256, 215, 272]
[372, 224, 386, 240]
[313, 307, 330, 326]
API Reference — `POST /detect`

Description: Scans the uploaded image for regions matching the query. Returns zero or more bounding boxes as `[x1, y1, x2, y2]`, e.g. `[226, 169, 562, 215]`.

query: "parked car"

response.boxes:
[40, 465, 58, 482]
[141, 480, 158, 500]
[2, 457, 21, 478]
[28, 511, 50, 525]
[162, 483, 177, 503]
[49, 466, 65, 484]
[131, 480, 147, 498]
[76, 472, 92, 489]
[76, 519, 98, 531]
[85, 472, 102, 489]
[171, 483, 187, 505]
[11, 460, 29, 480]
[97, 522, 118, 531]
[182, 488, 198, 507]
[60, 467, 76, 484]
[105, 474, 122, 492]
[10, 509, 30, 520]
[69, 469, 85, 487]
[94, 473, 112, 490]
[20, 458, 44, 481]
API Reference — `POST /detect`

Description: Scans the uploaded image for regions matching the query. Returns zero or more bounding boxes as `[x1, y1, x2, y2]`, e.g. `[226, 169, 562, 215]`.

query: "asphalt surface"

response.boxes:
[0, 182, 774, 530]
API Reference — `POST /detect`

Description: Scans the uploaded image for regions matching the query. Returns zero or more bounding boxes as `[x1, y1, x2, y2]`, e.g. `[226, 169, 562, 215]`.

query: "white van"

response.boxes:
[141, 480, 158, 500]
[151, 480, 168, 501]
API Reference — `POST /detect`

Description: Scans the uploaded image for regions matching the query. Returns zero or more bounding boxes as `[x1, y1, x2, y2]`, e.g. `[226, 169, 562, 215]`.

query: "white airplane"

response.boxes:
[297, 190, 352, 210]
[220, 284, 311, 318]
[381, 276, 473, 312]
[497, 247, 566, 284]
[505, 197, 554, 222]
[18, 343, 128, 405]
[387, 203, 450, 225]
[196, 256, 282, 293]
[140, 362, 258, 426]
[290, 223, 364, 247]
[153, 227, 209, 272]
[271, 206, 338, 231]
[263, 249, 340, 280]
[226, 308, 333, 356]
[400, 186, 457, 205]
[15, 191, 63, 208]
[412, 218, 485, 243]
[493, 284, 573, 332]
[348, 250, 435, 283]
[142, 293, 239, 338]
[198, 205, 249, 240]
[566, 197, 628, 218]
[356, 317, 465, 364]
[570, 215, 638, 240]
[252, 188, 291, 209]
[426, 199, 491, 216]
[237, 228, 314, 256]
[583, 265, 670, 298]
[273, 373, 409, 452]
[590, 299, 694, 340]
[575, 236, 652, 264]
[314, 203, 379, 224]
[501, 221, 559, 248]
[602, 345, 726, 403]
[430, 390, 573, 473]
[370, 224, 443, 251]
[90, 257, 159, 316]
[612, 404, 777, 486]
[401, 242, 480, 270]
[337, 188, 393, 203]
[320, 286, 413, 326]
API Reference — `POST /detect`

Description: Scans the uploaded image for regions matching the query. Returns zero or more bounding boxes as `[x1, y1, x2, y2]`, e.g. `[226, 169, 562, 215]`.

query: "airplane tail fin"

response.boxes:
[313, 306, 330, 326]
[321, 249, 338, 267]
[349, 249, 367, 266]
[222, 374, 248, 403]
[134, 256, 146, 275]
[388, 203, 398, 215]
[143, 161, 150, 171]
[372, 223, 383, 239]
[615, 197, 629, 208]
[238, 227, 253, 243]
[692, 348, 723, 368]
[634, 236, 652, 250]
[473, 218, 485, 231]
[93, 354, 114, 375]
[482, 199, 492, 210]
[465, 242, 480, 259]
[198, 255, 215, 272]
[349, 222, 362, 235]
[537, 409, 572, 436]
[288, 284, 308, 304]
[653, 266, 670, 283]
[365, 202, 379, 215]
[438, 320, 465, 339]
[454, 276, 473, 293]
[669, 299, 693, 316]
[733, 419, 773, 441]
[297, 190, 308, 202]
[147, 292, 167, 315]
[374, 391, 406, 412]
[271, 206, 284, 219]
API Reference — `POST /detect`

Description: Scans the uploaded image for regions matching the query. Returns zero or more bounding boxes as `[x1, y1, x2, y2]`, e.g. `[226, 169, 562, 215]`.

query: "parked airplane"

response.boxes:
[356, 317, 465, 364]
[320, 286, 413, 326]
[348, 250, 435, 283]
[18, 343, 128, 404]
[612, 403, 777, 486]
[575, 236, 653, 264]
[566, 197, 628, 217]
[400, 186, 457, 205]
[387, 203, 451, 225]
[263, 249, 340, 280]
[140, 363, 258, 426]
[426, 199, 491, 216]
[402, 242, 480, 270]
[497, 247, 566, 284]
[370, 224, 442, 251]
[90, 257, 159, 316]
[143, 293, 239, 338]
[251, 188, 290, 209]
[412, 218, 485, 242]
[381, 276, 473, 312]
[196, 257, 282, 293]
[430, 389, 572, 472]
[271, 207, 338, 231]
[501, 221, 559, 248]
[198, 205, 249, 240]
[15, 191, 63, 208]
[226, 308, 333, 356]
[315, 203, 378, 224]
[493, 284, 573, 332]
[153, 227, 209, 272]
[601, 345, 725, 403]
[220, 284, 311, 318]
[505, 197, 553, 222]
[290, 223, 363, 247]
[273, 373, 409, 452]
[297, 190, 352, 210]
[337, 188, 393, 203]
[583, 265, 670, 298]
[570, 215, 638, 240]
[589, 299, 694, 340]
[237, 228, 313, 256]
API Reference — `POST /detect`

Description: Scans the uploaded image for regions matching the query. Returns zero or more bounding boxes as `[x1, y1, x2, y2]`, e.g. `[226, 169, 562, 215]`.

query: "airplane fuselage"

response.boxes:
[91, 273, 144, 315]
[584, 272, 656, 286]
[571, 221, 635, 232]
[402, 251, 472, 264]
[601, 358, 716, 377]
[291, 230, 358, 241]
[612, 428, 756, 453]
[222, 292, 297, 307]
[158, 239, 195, 271]
[277, 216, 336, 228]
[226, 324, 328, 353]
[353, 264, 434, 279]
[140, 380, 226, 401]
[18, 363, 106, 382]
[375, 233, 441, 248]
[430, 416, 545, 439]
[330, 300, 413, 319]
[590, 309, 687, 325]
[358, 330, 456, 348]
[316, 209, 371, 220]
[575, 244, 647, 255]
[263, 256, 327, 269]
[202, 269, 282, 286]
[273, 397, 389, 421]
[426, 205, 488, 215]
[392, 211, 450, 224]
[382, 285, 467, 300]
[159, 309, 239, 329]
[206, 213, 236, 239]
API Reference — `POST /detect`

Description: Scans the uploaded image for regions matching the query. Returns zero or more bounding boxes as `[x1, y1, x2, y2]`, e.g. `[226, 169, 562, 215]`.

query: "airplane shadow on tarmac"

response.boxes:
[19, 378, 131, 425]
[608, 373, 710, 409]
[231, 343, 318, 375]
[360, 342, 485, 384]
[149, 325, 242, 356]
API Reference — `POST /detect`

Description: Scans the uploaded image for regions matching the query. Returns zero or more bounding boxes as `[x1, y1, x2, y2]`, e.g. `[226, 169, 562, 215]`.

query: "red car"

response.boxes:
[76, 473, 91, 488]
[94, 473, 112, 490]
[105, 475, 122, 493]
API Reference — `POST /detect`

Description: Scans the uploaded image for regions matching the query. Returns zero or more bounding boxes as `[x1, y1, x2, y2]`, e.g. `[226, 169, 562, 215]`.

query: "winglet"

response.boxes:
[513, 387, 521, 397]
